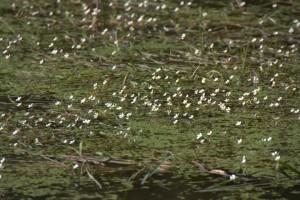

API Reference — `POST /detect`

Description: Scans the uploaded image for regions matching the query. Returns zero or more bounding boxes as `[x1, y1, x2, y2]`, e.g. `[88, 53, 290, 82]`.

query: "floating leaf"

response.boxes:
[79, 141, 83, 156]
[279, 161, 300, 179]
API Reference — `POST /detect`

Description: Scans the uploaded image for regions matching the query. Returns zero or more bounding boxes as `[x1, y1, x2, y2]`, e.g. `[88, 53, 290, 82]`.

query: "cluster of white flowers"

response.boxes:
[0, 158, 5, 179]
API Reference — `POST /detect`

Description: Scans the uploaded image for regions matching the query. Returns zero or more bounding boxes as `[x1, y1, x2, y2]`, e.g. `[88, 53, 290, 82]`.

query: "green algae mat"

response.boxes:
[0, 0, 299, 199]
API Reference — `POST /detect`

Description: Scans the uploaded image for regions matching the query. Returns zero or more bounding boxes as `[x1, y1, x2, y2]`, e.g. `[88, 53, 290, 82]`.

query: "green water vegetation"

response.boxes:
[0, 0, 299, 199]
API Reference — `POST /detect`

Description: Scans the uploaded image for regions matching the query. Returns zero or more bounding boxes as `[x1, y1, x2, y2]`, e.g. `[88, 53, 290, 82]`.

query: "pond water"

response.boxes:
[0, 0, 299, 199]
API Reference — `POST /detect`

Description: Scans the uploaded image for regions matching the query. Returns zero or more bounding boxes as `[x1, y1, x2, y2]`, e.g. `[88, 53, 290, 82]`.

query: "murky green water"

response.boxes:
[0, 0, 299, 199]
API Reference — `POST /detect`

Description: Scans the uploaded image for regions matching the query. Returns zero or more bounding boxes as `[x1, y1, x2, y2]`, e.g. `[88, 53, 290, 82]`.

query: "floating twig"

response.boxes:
[86, 168, 103, 189]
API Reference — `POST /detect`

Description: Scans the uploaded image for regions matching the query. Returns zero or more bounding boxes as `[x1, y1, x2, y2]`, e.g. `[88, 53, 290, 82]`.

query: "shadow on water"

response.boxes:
[1, 153, 300, 199]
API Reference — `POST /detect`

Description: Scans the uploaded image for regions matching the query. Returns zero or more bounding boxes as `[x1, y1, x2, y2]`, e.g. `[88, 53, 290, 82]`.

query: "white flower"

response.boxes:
[93, 83, 98, 89]
[51, 49, 58, 54]
[73, 163, 79, 169]
[102, 28, 108, 35]
[185, 103, 191, 108]
[118, 113, 125, 119]
[116, 106, 122, 110]
[35, 138, 42, 145]
[271, 151, 278, 156]
[241, 156, 246, 164]
[12, 128, 20, 135]
[80, 98, 86, 104]
[229, 174, 236, 180]
[83, 119, 91, 124]
[235, 121, 242, 126]
[181, 33, 186, 40]
[14, 96, 21, 101]
[196, 133, 202, 139]
[131, 97, 137, 104]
